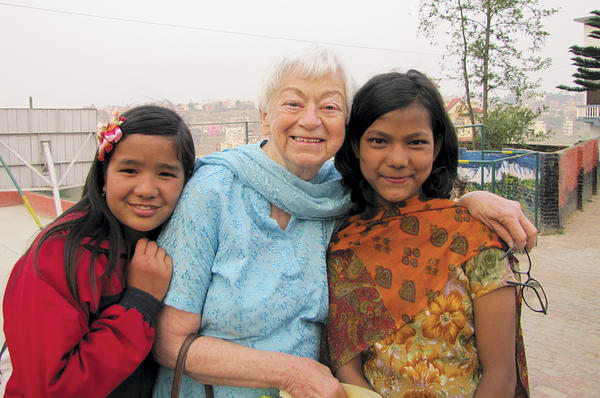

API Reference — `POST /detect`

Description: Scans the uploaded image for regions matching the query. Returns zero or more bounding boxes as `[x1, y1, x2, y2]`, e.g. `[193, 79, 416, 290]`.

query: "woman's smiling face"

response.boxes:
[260, 71, 347, 181]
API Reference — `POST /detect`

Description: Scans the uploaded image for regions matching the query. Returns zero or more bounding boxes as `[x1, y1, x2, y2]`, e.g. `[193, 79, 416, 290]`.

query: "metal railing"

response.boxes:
[0, 131, 96, 216]
[189, 120, 261, 145]
[576, 104, 600, 119]
[458, 150, 540, 228]
[187, 120, 262, 157]
[456, 124, 486, 157]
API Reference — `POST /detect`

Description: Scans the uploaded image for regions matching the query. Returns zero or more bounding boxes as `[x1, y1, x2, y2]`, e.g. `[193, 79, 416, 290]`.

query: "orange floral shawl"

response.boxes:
[326, 195, 529, 396]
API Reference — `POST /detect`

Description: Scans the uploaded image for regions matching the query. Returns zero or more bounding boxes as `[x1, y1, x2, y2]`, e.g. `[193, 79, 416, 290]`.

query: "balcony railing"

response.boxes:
[577, 105, 600, 123]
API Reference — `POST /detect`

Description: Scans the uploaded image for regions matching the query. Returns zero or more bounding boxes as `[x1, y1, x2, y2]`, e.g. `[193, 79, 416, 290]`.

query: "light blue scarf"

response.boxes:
[195, 141, 352, 220]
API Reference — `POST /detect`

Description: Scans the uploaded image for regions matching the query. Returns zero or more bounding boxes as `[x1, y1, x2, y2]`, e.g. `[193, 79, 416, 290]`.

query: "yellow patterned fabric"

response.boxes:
[363, 249, 526, 397]
[326, 195, 529, 397]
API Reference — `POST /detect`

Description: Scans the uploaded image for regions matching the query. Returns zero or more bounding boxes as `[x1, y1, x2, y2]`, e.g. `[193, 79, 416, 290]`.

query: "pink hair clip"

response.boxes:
[97, 112, 126, 161]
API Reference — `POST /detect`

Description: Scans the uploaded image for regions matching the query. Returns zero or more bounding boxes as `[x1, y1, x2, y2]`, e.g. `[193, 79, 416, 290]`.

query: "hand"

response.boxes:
[280, 356, 347, 398]
[457, 191, 537, 252]
[127, 238, 173, 301]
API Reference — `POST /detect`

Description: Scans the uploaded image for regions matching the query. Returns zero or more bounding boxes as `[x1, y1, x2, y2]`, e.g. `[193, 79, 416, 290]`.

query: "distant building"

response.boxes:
[533, 119, 549, 136]
[574, 15, 600, 132]
[563, 119, 574, 136]
[205, 125, 223, 137]
[445, 97, 482, 142]
[221, 126, 247, 150]
[175, 103, 189, 114]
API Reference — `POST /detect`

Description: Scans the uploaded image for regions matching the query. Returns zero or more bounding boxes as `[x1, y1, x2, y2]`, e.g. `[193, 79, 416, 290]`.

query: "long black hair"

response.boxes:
[335, 70, 461, 215]
[31, 105, 195, 303]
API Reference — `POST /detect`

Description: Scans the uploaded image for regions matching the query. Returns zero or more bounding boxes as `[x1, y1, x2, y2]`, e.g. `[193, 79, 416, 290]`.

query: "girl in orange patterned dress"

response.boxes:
[326, 71, 529, 397]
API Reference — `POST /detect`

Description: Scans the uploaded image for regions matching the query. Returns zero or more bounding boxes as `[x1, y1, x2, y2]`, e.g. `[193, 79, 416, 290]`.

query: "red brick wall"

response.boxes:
[582, 139, 599, 202]
[557, 139, 598, 228]
[558, 146, 580, 208]
[582, 139, 599, 173]
[0, 191, 76, 219]
[541, 139, 599, 233]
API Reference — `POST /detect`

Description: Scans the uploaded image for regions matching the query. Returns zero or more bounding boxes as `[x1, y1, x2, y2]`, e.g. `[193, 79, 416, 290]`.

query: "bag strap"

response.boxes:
[0, 341, 7, 375]
[170, 333, 214, 398]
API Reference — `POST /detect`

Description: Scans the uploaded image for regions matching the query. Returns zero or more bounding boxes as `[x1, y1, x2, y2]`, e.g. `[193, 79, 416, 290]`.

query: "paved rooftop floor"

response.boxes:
[0, 197, 599, 396]
[0, 205, 52, 343]
[519, 196, 600, 397]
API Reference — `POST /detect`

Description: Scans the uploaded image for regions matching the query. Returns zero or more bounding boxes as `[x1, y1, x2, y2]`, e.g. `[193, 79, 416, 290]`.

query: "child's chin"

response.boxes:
[123, 225, 153, 239]
[377, 194, 414, 206]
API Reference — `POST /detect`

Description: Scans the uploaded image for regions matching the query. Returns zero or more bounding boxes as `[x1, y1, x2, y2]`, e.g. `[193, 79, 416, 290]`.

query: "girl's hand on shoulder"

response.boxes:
[280, 356, 347, 398]
[127, 238, 173, 301]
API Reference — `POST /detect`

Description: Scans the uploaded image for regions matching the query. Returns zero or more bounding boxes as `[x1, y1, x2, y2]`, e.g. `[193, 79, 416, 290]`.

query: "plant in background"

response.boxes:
[477, 103, 551, 150]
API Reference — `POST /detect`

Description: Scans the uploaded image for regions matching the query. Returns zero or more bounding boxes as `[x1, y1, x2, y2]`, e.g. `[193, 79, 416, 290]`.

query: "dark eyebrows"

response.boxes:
[365, 129, 432, 140]
[405, 131, 433, 139]
[158, 163, 183, 172]
[114, 159, 141, 167]
[114, 158, 182, 172]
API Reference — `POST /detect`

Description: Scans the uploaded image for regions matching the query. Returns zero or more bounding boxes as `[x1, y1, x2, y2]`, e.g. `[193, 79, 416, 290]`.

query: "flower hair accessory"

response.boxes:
[97, 112, 125, 161]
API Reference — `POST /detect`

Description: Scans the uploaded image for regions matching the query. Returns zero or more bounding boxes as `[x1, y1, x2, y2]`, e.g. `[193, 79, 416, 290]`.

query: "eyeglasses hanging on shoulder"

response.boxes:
[501, 245, 548, 314]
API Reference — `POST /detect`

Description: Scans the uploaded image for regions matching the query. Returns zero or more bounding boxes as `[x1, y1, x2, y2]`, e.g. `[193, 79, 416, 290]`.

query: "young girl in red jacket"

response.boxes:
[2, 105, 195, 397]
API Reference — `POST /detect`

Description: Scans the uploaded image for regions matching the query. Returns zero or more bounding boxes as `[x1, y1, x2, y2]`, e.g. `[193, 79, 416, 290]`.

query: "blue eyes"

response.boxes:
[283, 102, 341, 111]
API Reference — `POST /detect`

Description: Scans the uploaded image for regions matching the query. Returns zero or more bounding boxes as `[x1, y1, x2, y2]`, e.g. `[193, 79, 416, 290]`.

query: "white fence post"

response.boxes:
[41, 141, 63, 216]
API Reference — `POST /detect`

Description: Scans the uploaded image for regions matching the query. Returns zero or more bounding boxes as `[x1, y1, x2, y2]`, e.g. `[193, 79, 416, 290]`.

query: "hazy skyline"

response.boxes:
[0, 0, 595, 109]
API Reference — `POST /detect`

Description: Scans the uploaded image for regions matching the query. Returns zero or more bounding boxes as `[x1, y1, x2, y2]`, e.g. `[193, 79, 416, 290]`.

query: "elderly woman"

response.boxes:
[151, 48, 536, 398]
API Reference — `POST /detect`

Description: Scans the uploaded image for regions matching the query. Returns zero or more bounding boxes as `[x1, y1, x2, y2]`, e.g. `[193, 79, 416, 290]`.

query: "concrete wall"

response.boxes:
[539, 138, 598, 232]
[0, 108, 97, 191]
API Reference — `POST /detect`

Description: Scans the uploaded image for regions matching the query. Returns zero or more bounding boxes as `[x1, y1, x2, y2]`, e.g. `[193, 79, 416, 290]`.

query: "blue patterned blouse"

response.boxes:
[152, 142, 351, 398]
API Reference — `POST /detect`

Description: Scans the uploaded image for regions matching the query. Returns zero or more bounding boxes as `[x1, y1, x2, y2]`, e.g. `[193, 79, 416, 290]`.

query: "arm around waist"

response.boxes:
[153, 304, 347, 398]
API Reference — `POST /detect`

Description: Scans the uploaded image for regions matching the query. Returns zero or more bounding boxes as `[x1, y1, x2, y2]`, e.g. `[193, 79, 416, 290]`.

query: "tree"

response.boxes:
[419, 0, 557, 127]
[479, 104, 549, 149]
[557, 10, 600, 93]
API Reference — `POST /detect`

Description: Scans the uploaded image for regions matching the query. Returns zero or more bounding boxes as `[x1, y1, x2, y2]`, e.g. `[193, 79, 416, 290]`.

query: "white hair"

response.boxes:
[256, 46, 355, 119]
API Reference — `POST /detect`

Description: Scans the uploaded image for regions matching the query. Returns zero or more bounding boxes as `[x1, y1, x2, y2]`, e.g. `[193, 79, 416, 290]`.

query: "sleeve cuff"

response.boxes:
[120, 287, 162, 326]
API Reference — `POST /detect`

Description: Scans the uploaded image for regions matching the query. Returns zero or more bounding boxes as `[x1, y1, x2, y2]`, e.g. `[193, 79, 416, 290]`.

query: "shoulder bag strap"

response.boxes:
[170, 333, 214, 398]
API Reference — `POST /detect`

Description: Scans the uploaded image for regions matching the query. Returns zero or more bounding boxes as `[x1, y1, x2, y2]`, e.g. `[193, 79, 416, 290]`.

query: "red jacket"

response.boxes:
[3, 232, 161, 397]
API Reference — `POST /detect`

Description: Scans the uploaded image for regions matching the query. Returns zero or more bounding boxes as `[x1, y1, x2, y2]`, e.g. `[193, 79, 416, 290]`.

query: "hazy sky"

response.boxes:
[0, 0, 595, 109]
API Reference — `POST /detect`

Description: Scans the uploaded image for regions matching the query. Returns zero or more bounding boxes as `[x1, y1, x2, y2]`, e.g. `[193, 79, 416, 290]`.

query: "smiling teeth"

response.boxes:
[134, 205, 155, 209]
[294, 137, 322, 143]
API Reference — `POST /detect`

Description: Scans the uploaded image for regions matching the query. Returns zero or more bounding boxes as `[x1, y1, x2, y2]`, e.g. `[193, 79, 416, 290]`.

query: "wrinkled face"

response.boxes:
[357, 104, 440, 207]
[103, 134, 185, 236]
[260, 72, 347, 180]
